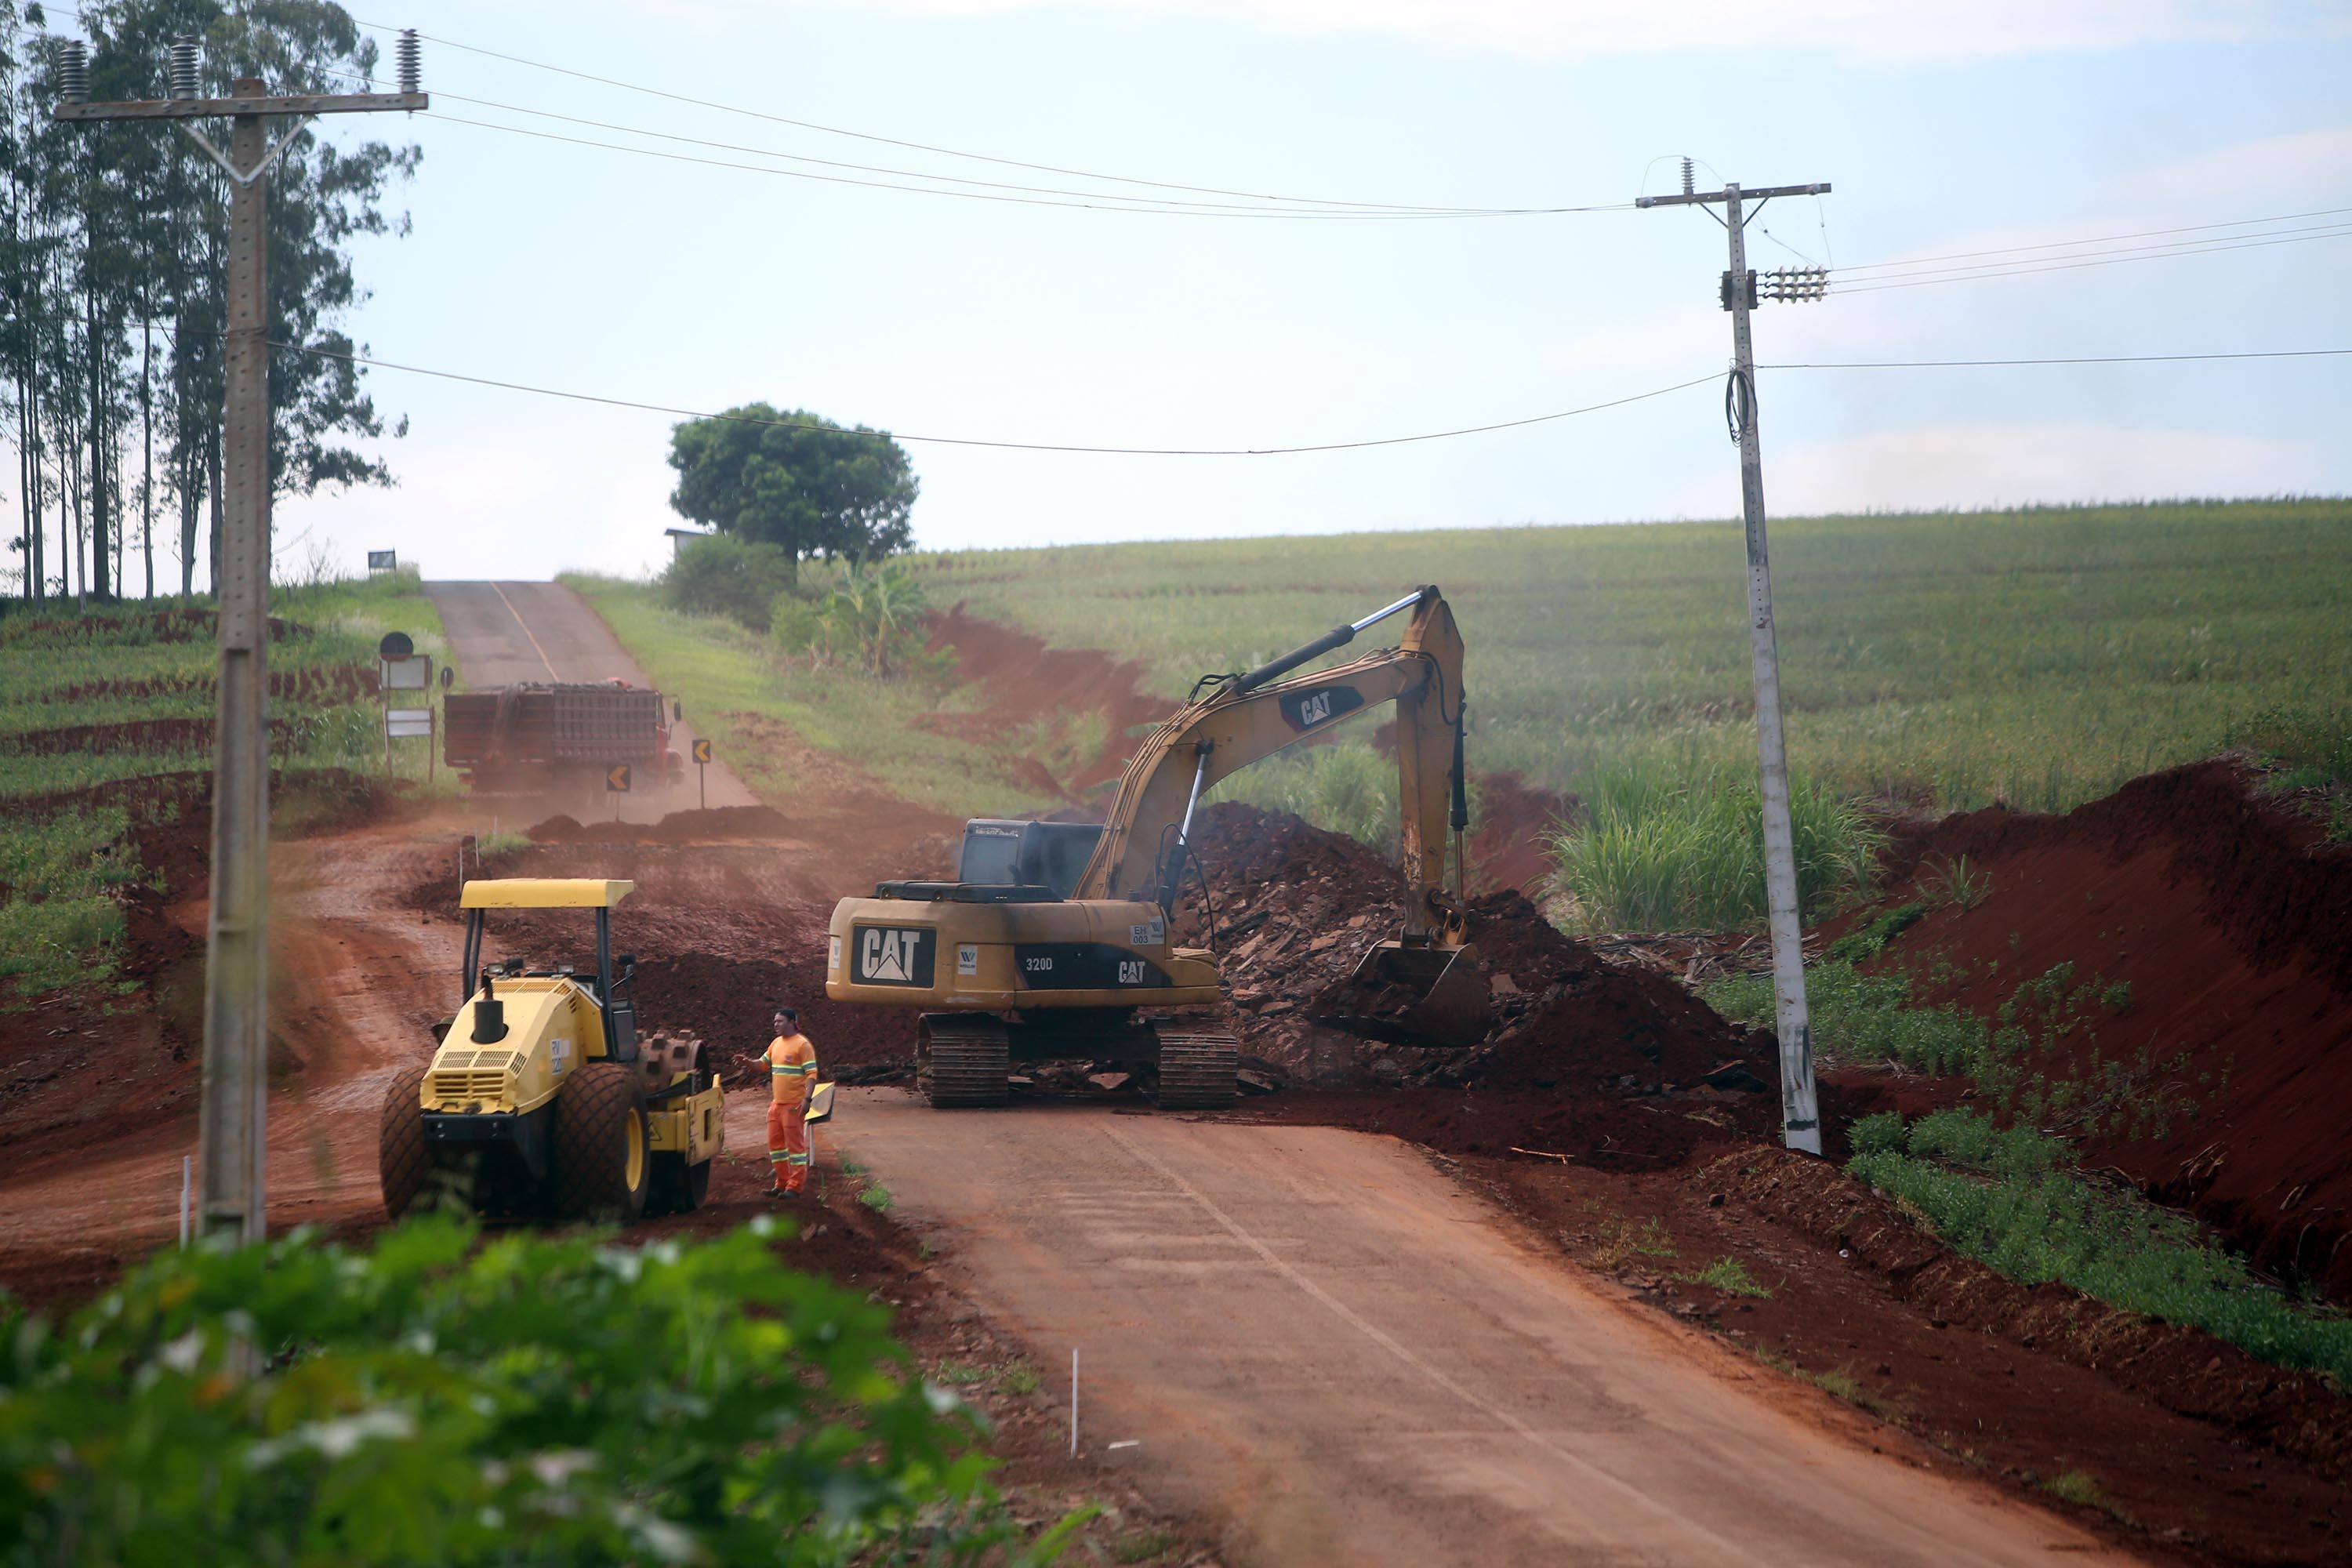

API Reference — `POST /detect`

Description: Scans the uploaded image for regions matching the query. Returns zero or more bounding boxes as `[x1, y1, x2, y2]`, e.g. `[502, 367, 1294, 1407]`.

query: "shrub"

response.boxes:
[1548, 760, 1883, 932]
[775, 561, 945, 681]
[0, 1215, 1062, 1566]
[661, 535, 799, 630]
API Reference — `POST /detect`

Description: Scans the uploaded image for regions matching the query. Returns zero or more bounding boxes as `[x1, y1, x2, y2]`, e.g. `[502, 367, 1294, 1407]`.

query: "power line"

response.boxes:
[423, 111, 1573, 220]
[1832, 223, 2352, 293]
[265, 336, 1716, 454]
[1831, 205, 2352, 276]
[1762, 347, 2352, 368]
[1836, 217, 2352, 285]
[354, 16, 1607, 218]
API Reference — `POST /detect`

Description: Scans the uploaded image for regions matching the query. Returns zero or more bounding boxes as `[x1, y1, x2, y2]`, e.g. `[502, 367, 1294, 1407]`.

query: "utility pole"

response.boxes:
[54, 34, 426, 1240]
[1637, 164, 1831, 1155]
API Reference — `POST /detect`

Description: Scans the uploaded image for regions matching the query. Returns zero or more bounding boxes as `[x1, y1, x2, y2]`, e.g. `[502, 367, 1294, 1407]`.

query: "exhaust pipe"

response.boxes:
[471, 971, 509, 1044]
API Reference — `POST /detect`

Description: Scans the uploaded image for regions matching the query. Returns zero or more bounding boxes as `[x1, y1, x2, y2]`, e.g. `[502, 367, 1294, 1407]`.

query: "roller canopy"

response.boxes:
[460, 878, 634, 909]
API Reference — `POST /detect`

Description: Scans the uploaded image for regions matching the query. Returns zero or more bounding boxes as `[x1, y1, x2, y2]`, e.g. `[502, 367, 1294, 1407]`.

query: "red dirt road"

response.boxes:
[836, 1091, 2134, 1567]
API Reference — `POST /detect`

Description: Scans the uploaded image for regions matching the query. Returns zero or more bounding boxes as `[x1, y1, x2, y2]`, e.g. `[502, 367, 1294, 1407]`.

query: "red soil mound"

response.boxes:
[38, 665, 376, 706]
[922, 603, 1172, 796]
[1875, 760, 2352, 1299]
[1176, 804, 1769, 1109]
[524, 804, 793, 845]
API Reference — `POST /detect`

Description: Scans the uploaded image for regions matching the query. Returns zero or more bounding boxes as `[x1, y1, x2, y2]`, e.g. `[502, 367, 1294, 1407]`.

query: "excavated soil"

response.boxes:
[1854, 760, 2352, 1300]
[31, 664, 376, 706]
[524, 804, 794, 844]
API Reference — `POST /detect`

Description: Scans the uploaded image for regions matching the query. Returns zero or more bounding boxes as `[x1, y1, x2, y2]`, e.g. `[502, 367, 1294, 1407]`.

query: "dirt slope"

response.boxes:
[1870, 761, 2352, 1298]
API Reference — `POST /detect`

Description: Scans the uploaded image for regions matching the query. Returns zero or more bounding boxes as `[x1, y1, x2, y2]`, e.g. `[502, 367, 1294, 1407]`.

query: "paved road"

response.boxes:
[833, 1092, 2140, 1568]
[425, 580, 756, 820]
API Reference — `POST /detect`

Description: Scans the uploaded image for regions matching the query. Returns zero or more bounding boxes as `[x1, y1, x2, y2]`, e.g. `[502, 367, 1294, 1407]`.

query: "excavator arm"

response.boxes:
[1077, 586, 1471, 945]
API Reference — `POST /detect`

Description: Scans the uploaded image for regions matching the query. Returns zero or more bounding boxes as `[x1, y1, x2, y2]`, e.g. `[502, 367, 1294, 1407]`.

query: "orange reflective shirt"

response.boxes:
[767, 1033, 818, 1104]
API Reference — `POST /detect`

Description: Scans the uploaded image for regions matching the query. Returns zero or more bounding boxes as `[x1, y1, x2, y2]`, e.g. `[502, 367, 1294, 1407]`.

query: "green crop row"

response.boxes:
[914, 499, 2352, 815]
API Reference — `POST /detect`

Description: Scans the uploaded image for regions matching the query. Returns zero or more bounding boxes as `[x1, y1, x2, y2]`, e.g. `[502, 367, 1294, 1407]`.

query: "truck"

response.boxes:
[443, 679, 686, 798]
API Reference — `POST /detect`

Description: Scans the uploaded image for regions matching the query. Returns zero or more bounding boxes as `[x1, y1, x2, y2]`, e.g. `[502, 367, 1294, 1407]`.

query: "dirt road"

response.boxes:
[425, 579, 757, 819]
[833, 1092, 2136, 1567]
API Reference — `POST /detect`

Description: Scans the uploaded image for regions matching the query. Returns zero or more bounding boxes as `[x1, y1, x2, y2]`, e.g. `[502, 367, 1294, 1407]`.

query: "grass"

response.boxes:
[1679, 1256, 1773, 1298]
[564, 574, 1053, 818]
[1548, 757, 1884, 931]
[1000, 1362, 1040, 1396]
[1588, 1217, 1679, 1267]
[2041, 1471, 2108, 1509]
[913, 499, 2352, 815]
[1851, 1109, 2352, 1383]
[933, 1360, 989, 1386]
[0, 573, 448, 1003]
[1111, 1529, 1177, 1563]
[858, 1183, 895, 1212]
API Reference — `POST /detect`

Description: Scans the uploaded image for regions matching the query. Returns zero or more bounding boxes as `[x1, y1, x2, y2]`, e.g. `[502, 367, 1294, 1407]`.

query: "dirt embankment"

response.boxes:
[1859, 760, 2352, 1300]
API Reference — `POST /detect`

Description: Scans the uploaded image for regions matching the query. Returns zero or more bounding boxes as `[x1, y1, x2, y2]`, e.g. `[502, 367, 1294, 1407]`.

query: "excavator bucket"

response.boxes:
[1312, 939, 1490, 1049]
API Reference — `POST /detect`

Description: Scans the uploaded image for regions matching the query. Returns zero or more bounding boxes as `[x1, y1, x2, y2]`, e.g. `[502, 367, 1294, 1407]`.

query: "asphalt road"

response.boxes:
[832, 1091, 2140, 1568]
[424, 579, 756, 818]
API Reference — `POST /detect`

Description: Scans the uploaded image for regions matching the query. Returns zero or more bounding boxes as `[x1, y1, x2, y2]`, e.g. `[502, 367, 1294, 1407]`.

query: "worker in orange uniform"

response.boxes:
[753, 1006, 818, 1199]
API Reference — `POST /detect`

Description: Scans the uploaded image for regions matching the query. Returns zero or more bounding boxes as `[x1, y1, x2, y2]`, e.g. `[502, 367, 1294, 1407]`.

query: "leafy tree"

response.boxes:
[659, 532, 797, 630]
[667, 405, 917, 567]
[0, 0, 416, 601]
[774, 557, 943, 680]
[0, 1214, 1083, 1564]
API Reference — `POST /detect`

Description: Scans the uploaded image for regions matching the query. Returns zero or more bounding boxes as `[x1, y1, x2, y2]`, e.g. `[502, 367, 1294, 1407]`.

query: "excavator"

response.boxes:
[825, 585, 1489, 1109]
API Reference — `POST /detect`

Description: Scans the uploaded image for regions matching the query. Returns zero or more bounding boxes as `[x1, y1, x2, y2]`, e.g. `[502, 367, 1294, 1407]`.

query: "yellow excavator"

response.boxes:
[826, 585, 1488, 1109]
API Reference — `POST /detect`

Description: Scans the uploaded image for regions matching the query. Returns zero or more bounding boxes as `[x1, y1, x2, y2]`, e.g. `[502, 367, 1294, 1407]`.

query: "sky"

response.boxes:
[225, 0, 2352, 581]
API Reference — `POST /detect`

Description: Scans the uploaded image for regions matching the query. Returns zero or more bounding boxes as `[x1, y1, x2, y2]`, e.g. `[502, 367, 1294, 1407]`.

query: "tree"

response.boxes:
[667, 405, 917, 567]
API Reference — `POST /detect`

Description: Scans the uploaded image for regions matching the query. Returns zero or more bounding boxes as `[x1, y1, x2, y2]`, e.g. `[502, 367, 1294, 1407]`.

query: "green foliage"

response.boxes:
[1921, 854, 1990, 909]
[1549, 759, 1883, 931]
[1824, 902, 1926, 964]
[774, 560, 946, 681]
[661, 535, 800, 630]
[1851, 1109, 2352, 1382]
[1208, 741, 1402, 853]
[0, 1215, 1063, 1566]
[859, 1183, 895, 1211]
[1112, 1529, 1178, 1563]
[916, 500, 2352, 815]
[1678, 1257, 1772, 1298]
[667, 405, 917, 564]
[1000, 1363, 1040, 1396]
[0, 808, 138, 998]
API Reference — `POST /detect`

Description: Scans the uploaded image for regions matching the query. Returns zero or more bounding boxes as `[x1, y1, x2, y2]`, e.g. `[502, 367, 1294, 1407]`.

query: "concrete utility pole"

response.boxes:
[1637, 167, 1831, 1155]
[54, 34, 426, 1240]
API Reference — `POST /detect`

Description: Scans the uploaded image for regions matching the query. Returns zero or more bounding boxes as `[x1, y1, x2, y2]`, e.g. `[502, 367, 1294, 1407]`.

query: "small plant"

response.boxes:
[1679, 1256, 1772, 1298]
[1001, 1362, 1041, 1396]
[859, 1183, 895, 1211]
[1112, 1530, 1178, 1563]
[1826, 902, 1926, 965]
[1807, 1367, 1864, 1401]
[935, 1359, 989, 1385]
[1922, 854, 1990, 910]
[1635, 1218, 1679, 1258]
[2042, 1471, 2105, 1508]
[840, 1156, 866, 1176]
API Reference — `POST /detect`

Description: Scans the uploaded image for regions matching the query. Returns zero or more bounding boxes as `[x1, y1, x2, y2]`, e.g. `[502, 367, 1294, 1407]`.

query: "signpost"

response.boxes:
[691, 738, 712, 808]
[607, 763, 630, 821]
[376, 635, 434, 781]
[366, 550, 397, 575]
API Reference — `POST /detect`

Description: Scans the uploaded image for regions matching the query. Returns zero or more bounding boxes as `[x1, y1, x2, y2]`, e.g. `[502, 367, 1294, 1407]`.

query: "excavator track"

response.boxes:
[1152, 1029, 1241, 1109]
[918, 1014, 1011, 1109]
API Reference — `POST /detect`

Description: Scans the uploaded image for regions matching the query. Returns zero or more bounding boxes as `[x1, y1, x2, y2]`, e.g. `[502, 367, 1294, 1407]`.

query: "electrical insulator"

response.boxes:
[1680, 157, 1695, 197]
[396, 28, 420, 94]
[169, 35, 201, 100]
[57, 38, 90, 104]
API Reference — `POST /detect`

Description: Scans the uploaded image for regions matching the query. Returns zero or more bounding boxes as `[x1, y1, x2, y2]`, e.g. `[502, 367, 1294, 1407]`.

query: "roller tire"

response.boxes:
[918, 1016, 1010, 1109]
[551, 1062, 653, 1223]
[379, 1065, 434, 1218]
[1152, 1031, 1240, 1110]
[648, 1152, 713, 1216]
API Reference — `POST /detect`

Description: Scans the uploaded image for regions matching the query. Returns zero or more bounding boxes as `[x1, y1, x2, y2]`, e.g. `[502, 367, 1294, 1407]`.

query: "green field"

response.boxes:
[916, 499, 2352, 815]
[0, 572, 449, 1000]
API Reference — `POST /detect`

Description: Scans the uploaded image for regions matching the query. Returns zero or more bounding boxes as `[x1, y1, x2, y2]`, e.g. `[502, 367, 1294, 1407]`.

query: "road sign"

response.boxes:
[377, 630, 413, 659]
[380, 654, 431, 691]
[367, 550, 397, 574]
[691, 738, 712, 764]
[606, 764, 632, 793]
[384, 707, 434, 739]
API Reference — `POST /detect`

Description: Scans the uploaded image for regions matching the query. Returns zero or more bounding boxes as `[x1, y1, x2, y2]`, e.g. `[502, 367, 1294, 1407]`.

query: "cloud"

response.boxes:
[1668, 423, 2328, 516]
[873, 0, 2337, 64]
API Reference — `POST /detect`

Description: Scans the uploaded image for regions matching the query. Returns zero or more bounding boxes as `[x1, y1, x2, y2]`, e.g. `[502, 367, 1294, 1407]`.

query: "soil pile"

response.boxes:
[1869, 760, 2352, 1300]
[1187, 803, 1765, 1093]
[525, 804, 793, 844]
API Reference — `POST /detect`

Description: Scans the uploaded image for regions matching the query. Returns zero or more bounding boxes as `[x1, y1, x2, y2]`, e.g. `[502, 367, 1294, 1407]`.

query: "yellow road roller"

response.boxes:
[379, 878, 726, 1222]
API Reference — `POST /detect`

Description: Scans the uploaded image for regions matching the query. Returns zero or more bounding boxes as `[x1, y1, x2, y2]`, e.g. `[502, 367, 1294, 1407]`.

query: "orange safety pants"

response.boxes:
[767, 1099, 811, 1192]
